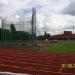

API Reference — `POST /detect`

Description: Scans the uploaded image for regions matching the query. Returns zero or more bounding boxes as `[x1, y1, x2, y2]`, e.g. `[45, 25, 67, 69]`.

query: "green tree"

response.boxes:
[10, 24, 16, 32]
[44, 31, 50, 40]
[10, 23, 16, 40]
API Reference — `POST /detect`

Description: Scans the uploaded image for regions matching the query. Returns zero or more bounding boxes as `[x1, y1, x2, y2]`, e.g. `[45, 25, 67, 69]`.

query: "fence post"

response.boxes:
[1, 18, 4, 47]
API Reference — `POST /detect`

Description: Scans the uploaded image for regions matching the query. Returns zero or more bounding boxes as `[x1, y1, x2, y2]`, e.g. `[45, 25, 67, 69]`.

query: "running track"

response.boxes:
[0, 48, 75, 75]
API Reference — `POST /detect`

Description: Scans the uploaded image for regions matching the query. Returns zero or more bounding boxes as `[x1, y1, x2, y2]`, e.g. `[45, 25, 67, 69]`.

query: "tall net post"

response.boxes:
[1, 18, 4, 47]
[31, 8, 37, 46]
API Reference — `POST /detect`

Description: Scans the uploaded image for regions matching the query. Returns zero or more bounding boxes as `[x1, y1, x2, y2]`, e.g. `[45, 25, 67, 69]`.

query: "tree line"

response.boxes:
[0, 23, 51, 41]
[0, 24, 31, 41]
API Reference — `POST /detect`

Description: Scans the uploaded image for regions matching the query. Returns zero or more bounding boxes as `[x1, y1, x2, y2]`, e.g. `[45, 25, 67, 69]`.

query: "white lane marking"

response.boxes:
[0, 71, 30, 75]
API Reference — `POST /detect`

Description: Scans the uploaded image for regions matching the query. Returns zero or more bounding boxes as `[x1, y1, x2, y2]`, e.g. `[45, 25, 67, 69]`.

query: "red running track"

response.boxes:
[0, 48, 75, 75]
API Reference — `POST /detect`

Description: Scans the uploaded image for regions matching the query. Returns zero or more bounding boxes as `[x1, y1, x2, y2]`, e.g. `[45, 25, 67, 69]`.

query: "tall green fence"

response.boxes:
[0, 18, 29, 47]
[0, 9, 37, 48]
[0, 8, 36, 47]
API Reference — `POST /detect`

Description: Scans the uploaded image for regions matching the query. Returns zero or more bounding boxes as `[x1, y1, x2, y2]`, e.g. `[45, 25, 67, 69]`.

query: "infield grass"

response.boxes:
[42, 41, 75, 53]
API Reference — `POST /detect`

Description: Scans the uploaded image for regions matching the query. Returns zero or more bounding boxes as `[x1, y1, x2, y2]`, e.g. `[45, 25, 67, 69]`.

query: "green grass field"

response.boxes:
[42, 41, 75, 53]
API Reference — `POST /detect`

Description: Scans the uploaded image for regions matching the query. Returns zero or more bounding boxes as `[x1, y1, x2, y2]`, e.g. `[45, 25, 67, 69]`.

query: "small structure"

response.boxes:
[64, 31, 72, 34]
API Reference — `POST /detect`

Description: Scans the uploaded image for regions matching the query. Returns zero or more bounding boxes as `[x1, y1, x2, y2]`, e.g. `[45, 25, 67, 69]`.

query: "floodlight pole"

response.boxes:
[71, 21, 75, 34]
[73, 23, 74, 34]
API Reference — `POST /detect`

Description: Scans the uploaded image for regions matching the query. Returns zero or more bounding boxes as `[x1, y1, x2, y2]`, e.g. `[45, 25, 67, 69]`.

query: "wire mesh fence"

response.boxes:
[0, 17, 37, 48]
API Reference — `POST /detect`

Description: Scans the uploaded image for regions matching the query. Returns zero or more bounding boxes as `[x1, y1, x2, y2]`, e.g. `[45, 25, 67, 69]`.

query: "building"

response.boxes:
[51, 31, 75, 40]
[64, 31, 72, 34]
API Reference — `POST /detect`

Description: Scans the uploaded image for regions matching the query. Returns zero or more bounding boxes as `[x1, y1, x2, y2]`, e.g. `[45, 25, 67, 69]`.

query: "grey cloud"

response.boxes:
[63, 25, 75, 31]
[63, 0, 75, 16]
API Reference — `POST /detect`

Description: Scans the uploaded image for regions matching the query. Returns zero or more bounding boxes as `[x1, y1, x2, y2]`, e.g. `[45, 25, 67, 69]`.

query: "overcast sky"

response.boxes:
[0, 0, 75, 35]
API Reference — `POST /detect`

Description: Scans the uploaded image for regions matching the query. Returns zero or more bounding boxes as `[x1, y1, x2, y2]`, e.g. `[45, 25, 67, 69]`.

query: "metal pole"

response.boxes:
[73, 22, 74, 34]
[1, 18, 4, 47]
[31, 8, 37, 47]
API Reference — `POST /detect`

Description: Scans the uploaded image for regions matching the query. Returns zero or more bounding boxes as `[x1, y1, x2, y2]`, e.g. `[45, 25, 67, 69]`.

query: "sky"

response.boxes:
[0, 0, 75, 35]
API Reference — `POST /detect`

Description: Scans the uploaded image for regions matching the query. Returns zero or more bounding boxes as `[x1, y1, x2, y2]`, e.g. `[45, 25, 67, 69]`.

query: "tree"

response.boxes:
[10, 23, 16, 40]
[44, 31, 51, 40]
[10, 24, 16, 32]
